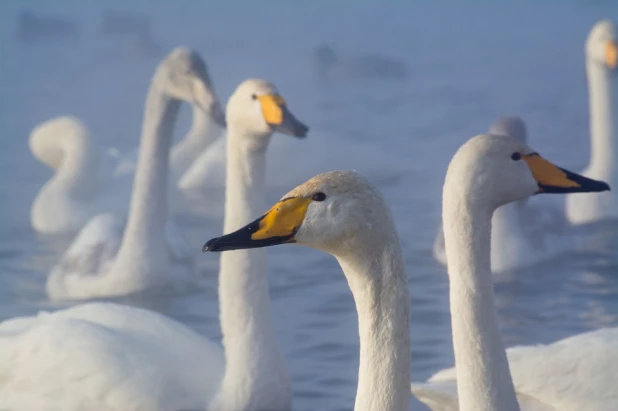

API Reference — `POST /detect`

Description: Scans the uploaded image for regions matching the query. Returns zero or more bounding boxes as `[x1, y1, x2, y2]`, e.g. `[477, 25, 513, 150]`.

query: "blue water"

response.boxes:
[1, 2, 617, 410]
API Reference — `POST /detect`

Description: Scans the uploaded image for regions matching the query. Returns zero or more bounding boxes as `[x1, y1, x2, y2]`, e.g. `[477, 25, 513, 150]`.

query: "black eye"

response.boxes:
[511, 152, 522, 161]
[251, 94, 257, 100]
[312, 192, 326, 202]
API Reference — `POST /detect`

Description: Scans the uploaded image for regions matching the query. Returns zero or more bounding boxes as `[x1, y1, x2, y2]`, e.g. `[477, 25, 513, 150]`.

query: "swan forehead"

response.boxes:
[589, 19, 616, 42]
[282, 171, 372, 199]
[458, 134, 533, 161]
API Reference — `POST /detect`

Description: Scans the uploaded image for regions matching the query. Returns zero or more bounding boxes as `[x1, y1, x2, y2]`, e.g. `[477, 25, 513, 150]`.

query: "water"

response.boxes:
[1, 2, 617, 410]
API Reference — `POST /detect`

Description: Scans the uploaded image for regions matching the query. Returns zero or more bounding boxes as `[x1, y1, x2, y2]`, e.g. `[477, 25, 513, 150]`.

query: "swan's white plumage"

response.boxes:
[433, 117, 575, 272]
[0, 303, 224, 411]
[4, 77, 306, 411]
[415, 134, 615, 411]
[565, 19, 618, 224]
[412, 328, 618, 410]
[44, 47, 223, 300]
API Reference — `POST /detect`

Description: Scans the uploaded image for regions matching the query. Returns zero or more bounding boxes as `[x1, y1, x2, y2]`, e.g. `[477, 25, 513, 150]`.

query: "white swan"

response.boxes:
[413, 133, 615, 410]
[204, 135, 614, 411]
[46, 47, 222, 300]
[565, 19, 618, 224]
[0, 78, 308, 411]
[433, 117, 574, 272]
[30, 50, 225, 234]
[203, 171, 412, 411]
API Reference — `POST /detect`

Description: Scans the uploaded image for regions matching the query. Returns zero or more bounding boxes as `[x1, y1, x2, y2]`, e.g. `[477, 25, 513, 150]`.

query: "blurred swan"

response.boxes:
[413, 134, 614, 410]
[210, 79, 308, 411]
[46, 47, 223, 300]
[0, 79, 308, 411]
[203, 171, 412, 411]
[29, 49, 225, 235]
[433, 117, 575, 272]
[566, 19, 618, 224]
[313, 43, 410, 82]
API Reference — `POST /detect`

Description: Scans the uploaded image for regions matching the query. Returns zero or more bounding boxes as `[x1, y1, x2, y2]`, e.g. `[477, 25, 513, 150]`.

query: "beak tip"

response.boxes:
[202, 239, 218, 252]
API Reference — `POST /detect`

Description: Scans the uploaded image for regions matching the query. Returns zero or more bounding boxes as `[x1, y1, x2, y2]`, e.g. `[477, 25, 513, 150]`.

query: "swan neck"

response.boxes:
[443, 193, 520, 411]
[170, 105, 218, 179]
[56, 134, 101, 197]
[114, 82, 180, 277]
[336, 231, 411, 411]
[213, 126, 290, 409]
[587, 61, 617, 177]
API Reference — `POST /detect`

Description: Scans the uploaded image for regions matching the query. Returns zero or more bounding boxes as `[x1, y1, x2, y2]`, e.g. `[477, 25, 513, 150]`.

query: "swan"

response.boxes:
[0, 78, 308, 411]
[565, 19, 618, 224]
[45, 47, 223, 300]
[433, 116, 575, 272]
[204, 135, 613, 411]
[413, 134, 615, 410]
[29, 49, 225, 235]
[204, 170, 412, 411]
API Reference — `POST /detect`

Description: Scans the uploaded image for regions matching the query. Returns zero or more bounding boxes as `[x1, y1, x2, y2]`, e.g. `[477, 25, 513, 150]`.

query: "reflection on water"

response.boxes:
[1, 1, 617, 410]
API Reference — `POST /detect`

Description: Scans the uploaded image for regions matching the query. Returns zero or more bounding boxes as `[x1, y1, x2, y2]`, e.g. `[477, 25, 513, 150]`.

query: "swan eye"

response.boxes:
[312, 192, 326, 202]
[511, 152, 522, 161]
[251, 94, 257, 100]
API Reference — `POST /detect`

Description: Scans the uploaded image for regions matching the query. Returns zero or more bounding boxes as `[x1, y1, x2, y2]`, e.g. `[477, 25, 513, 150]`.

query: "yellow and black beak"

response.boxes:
[203, 197, 312, 252]
[524, 153, 610, 194]
[258, 94, 309, 138]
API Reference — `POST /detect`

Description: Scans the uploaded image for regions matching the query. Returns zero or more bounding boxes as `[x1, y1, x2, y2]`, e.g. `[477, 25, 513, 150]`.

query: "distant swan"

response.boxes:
[205, 134, 613, 411]
[0, 78, 308, 411]
[29, 51, 224, 235]
[565, 19, 618, 224]
[414, 134, 615, 410]
[46, 47, 222, 300]
[433, 117, 575, 272]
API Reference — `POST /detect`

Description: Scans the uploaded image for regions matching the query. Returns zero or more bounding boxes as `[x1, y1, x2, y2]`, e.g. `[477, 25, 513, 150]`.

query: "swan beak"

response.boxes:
[203, 197, 312, 252]
[193, 78, 227, 128]
[606, 40, 618, 69]
[524, 153, 611, 194]
[258, 94, 309, 138]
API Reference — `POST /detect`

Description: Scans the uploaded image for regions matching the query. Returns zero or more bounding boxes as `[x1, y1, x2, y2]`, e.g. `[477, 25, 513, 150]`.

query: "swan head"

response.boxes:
[488, 116, 527, 144]
[445, 134, 611, 211]
[156, 47, 226, 127]
[586, 19, 617, 70]
[203, 171, 392, 256]
[226, 79, 309, 144]
[29, 116, 89, 169]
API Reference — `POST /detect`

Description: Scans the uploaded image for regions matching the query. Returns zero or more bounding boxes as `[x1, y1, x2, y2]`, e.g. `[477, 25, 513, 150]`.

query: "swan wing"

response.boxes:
[0, 303, 224, 411]
[412, 328, 618, 410]
[46, 213, 124, 300]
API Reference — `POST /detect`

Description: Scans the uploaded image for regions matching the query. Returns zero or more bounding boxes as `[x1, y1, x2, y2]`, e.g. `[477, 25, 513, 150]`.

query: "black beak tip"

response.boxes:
[202, 238, 220, 252]
[295, 124, 309, 138]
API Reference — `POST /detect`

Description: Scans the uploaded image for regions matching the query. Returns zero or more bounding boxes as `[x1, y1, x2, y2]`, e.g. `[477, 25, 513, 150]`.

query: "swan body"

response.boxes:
[0, 303, 224, 411]
[46, 47, 223, 300]
[433, 117, 574, 272]
[411, 327, 618, 411]
[4, 77, 309, 410]
[204, 171, 412, 411]
[566, 19, 618, 224]
[417, 134, 612, 410]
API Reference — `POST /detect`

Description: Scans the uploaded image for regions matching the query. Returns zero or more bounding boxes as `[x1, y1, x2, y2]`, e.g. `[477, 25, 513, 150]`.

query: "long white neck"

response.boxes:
[443, 189, 520, 411]
[211, 126, 290, 411]
[111, 80, 180, 287]
[587, 58, 617, 180]
[170, 105, 219, 180]
[336, 223, 411, 411]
